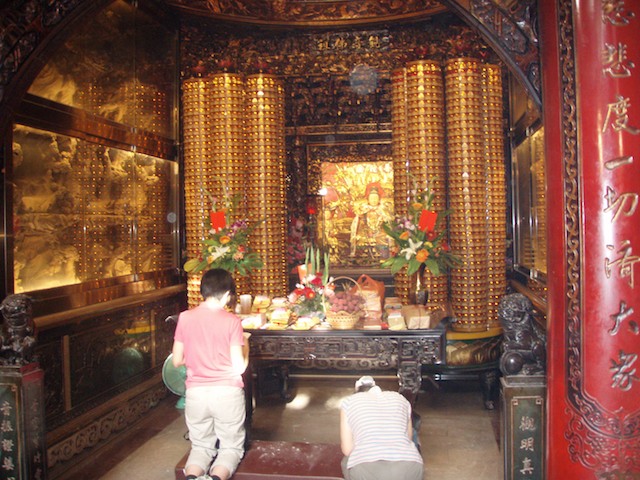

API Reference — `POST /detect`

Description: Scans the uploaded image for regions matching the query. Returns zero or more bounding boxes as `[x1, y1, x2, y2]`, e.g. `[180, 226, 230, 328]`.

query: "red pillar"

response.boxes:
[540, 0, 640, 477]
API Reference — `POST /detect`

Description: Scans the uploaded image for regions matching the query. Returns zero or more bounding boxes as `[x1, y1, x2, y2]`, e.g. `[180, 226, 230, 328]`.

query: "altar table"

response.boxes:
[245, 326, 446, 404]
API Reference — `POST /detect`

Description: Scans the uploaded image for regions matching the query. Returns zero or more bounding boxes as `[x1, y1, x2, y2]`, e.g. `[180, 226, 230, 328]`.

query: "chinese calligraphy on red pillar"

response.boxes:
[564, 0, 640, 474]
[599, 0, 639, 400]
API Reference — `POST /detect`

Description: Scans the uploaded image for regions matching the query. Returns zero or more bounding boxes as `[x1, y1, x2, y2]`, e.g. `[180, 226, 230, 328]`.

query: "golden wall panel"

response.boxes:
[532, 130, 547, 275]
[28, 1, 176, 139]
[12, 125, 177, 294]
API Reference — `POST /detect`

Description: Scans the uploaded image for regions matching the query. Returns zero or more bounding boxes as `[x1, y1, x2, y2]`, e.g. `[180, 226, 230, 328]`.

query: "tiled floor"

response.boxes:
[60, 375, 503, 479]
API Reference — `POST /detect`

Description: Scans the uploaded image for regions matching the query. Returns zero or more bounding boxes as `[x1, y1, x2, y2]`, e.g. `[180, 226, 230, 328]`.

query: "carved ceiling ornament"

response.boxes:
[439, 0, 540, 106]
[0, 0, 85, 106]
[0, 0, 540, 117]
[166, 0, 448, 25]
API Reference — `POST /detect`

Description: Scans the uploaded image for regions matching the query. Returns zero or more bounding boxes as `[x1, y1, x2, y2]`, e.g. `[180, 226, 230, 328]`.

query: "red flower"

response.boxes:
[210, 210, 226, 231]
[218, 58, 235, 70]
[418, 209, 437, 233]
[414, 46, 428, 58]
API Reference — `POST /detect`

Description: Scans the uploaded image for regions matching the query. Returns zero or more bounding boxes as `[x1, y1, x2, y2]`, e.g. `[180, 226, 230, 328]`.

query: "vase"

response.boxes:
[409, 264, 429, 306]
[393, 266, 412, 304]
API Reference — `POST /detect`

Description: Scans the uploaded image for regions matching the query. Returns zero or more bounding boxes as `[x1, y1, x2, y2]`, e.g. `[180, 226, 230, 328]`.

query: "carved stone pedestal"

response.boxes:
[500, 375, 546, 480]
[0, 363, 47, 479]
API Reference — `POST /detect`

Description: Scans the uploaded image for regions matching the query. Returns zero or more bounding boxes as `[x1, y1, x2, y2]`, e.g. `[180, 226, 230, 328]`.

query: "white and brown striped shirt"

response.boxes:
[341, 387, 423, 469]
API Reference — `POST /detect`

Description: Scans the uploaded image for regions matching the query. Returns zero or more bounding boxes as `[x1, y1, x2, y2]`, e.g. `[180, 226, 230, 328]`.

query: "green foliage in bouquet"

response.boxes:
[183, 187, 263, 276]
[381, 179, 461, 276]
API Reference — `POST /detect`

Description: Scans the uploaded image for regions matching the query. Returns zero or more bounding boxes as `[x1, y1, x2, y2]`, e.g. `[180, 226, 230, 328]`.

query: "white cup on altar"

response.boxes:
[240, 294, 252, 314]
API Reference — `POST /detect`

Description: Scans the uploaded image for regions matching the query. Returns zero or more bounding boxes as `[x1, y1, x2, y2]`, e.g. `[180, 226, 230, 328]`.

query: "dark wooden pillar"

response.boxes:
[540, 0, 640, 477]
[0, 294, 47, 479]
[0, 364, 47, 480]
[501, 376, 546, 479]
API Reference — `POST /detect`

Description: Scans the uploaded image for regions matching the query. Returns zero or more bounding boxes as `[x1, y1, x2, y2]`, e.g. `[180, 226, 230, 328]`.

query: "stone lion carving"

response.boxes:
[498, 293, 546, 376]
[0, 294, 37, 366]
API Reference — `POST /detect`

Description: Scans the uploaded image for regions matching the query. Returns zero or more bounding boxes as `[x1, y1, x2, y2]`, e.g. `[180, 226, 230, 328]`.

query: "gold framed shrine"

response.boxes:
[306, 136, 394, 269]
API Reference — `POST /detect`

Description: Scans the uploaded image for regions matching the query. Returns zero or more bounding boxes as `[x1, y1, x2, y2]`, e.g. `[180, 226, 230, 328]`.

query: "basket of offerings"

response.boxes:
[324, 277, 366, 330]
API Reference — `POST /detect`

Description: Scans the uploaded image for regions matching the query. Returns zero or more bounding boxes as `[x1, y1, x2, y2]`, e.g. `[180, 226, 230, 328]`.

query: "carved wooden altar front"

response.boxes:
[246, 327, 445, 403]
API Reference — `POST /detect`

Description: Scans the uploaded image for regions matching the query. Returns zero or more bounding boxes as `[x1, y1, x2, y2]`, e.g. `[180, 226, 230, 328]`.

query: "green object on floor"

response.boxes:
[162, 353, 187, 409]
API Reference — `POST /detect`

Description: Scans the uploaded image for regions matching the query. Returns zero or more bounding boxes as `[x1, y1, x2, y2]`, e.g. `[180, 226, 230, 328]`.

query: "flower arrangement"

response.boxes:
[183, 187, 263, 276]
[381, 180, 461, 276]
[288, 246, 331, 319]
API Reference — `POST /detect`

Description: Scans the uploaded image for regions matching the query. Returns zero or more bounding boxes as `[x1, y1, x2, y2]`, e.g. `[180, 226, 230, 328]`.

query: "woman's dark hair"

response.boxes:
[356, 384, 375, 393]
[200, 268, 236, 301]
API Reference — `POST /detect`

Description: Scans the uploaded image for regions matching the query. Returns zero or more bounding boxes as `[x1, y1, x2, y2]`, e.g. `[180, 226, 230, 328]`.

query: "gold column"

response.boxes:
[482, 64, 507, 328]
[407, 60, 448, 308]
[390, 67, 411, 302]
[445, 58, 488, 332]
[182, 74, 247, 307]
[245, 74, 288, 297]
[183, 77, 211, 307]
[208, 73, 250, 296]
[392, 60, 448, 307]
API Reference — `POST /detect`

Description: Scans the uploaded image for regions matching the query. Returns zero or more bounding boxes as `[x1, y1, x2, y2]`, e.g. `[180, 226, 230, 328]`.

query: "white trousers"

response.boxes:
[184, 385, 246, 475]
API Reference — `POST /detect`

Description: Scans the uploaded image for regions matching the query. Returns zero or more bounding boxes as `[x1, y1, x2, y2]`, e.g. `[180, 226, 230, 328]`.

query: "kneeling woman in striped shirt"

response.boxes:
[340, 376, 424, 480]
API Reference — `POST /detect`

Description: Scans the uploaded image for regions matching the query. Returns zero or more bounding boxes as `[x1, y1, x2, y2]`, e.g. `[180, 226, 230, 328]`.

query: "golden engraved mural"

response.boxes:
[26, 0, 176, 137]
[12, 126, 177, 293]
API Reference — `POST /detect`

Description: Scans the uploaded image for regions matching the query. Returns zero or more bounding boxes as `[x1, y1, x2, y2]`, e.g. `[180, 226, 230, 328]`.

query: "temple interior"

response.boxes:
[4, 1, 636, 479]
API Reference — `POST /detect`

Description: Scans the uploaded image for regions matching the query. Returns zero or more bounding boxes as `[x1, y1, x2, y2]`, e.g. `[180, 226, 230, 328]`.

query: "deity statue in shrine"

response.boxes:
[349, 182, 393, 258]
